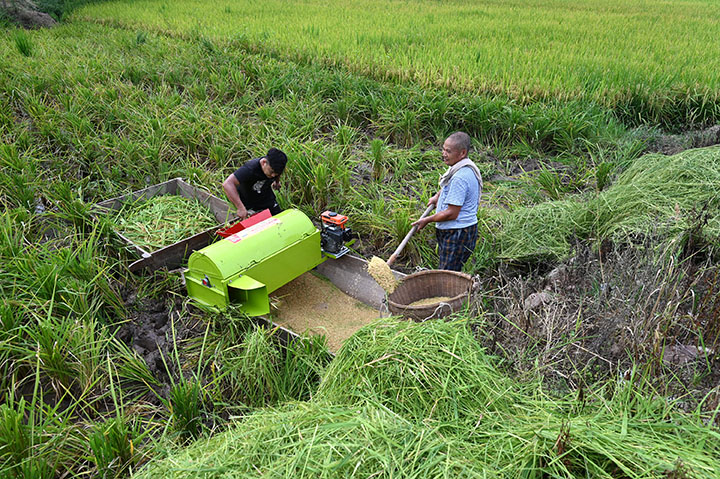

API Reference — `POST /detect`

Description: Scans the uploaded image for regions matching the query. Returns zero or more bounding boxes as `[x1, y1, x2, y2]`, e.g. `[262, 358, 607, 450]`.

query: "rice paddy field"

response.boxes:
[1, 0, 720, 477]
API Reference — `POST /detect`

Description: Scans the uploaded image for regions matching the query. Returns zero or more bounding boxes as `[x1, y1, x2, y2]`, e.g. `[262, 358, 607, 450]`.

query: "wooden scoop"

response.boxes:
[386, 204, 434, 266]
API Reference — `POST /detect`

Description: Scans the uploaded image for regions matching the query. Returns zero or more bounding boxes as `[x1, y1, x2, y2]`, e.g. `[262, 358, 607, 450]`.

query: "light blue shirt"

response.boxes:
[435, 166, 480, 230]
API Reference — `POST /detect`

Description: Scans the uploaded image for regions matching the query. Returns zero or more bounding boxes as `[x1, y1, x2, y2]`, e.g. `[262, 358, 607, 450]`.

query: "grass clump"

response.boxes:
[13, 30, 32, 57]
[112, 195, 217, 251]
[496, 146, 720, 261]
[134, 402, 484, 479]
[317, 318, 516, 428]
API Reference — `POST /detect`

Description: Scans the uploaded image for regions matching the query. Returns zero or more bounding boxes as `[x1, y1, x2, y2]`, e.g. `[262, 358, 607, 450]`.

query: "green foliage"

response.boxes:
[89, 416, 144, 478]
[78, 0, 720, 129]
[13, 30, 32, 57]
[2, 7, 720, 478]
[0, 396, 52, 479]
[136, 320, 720, 479]
[167, 380, 204, 440]
[497, 146, 720, 261]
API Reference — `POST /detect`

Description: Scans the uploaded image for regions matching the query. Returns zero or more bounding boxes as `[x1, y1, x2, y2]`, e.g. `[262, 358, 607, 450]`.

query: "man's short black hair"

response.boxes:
[266, 148, 288, 175]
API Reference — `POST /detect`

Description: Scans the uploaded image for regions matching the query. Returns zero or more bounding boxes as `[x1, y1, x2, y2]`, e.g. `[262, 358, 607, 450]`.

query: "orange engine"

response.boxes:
[321, 210, 348, 229]
[319, 211, 354, 255]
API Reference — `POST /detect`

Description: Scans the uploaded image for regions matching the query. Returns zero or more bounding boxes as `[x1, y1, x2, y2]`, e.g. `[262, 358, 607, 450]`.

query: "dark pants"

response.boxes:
[436, 224, 478, 271]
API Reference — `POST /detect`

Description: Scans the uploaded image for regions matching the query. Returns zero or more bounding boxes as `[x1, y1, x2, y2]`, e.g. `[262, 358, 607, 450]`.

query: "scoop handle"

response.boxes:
[386, 204, 434, 266]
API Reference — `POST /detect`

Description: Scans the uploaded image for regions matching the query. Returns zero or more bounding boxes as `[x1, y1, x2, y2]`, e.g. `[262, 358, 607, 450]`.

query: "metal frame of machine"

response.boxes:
[184, 208, 358, 315]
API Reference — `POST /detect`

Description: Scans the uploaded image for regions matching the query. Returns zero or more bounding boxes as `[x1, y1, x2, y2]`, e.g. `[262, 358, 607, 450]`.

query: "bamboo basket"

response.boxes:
[387, 270, 473, 321]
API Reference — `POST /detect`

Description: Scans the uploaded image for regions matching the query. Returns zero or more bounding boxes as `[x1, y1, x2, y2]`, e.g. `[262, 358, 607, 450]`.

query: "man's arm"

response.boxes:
[222, 174, 248, 220]
[412, 204, 461, 230]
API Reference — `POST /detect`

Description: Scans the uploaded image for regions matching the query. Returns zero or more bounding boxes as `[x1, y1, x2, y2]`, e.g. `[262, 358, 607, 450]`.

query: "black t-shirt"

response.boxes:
[233, 158, 276, 210]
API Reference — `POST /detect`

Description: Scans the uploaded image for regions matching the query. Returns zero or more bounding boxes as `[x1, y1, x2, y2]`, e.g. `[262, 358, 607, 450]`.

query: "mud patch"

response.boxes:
[648, 124, 720, 156]
[115, 291, 206, 399]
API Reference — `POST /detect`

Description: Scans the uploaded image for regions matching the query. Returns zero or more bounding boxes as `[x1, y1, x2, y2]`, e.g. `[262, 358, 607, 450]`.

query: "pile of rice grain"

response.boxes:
[408, 296, 451, 307]
[367, 256, 398, 294]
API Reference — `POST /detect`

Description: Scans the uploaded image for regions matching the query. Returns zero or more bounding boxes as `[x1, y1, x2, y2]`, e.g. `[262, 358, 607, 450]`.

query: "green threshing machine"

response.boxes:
[184, 208, 355, 315]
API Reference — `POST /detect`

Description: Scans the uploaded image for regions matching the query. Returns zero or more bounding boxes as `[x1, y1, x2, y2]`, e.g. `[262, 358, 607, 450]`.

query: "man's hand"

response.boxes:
[411, 216, 432, 231]
[427, 192, 440, 207]
[236, 205, 248, 220]
[272, 179, 280, 190]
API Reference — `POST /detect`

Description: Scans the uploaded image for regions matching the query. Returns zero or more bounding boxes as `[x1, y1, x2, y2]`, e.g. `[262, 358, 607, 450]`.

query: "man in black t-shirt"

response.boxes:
[222, 148, 288, 219]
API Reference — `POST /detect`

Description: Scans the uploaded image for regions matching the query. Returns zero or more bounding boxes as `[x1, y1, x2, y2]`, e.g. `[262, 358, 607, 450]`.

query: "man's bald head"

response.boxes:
[446, 132, 471, 156]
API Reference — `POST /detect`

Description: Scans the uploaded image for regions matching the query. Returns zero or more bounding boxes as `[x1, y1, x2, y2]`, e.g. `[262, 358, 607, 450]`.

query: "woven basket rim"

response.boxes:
[387, 269, 472, 310]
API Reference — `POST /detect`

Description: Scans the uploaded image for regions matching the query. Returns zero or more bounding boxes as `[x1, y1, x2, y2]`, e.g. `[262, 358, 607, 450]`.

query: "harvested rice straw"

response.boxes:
[114, 195, 217, 251]
[408, 296, 451, 307]
[367, 256, 398, 294]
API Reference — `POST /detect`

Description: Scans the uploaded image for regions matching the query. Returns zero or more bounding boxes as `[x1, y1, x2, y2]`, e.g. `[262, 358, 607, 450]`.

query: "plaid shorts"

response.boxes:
[436, 224, 478, 271]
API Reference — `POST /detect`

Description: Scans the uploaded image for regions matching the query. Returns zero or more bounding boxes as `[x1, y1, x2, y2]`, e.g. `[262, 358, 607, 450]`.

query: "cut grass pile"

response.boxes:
[497, 146, 720, 261]
[136, 319, 720, 478]
[112, 195, 217, 251]
[317, 318, 516, 428]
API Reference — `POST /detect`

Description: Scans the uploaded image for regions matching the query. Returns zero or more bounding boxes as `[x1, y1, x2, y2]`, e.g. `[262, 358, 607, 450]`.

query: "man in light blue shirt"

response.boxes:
[412, 132, 482, 271]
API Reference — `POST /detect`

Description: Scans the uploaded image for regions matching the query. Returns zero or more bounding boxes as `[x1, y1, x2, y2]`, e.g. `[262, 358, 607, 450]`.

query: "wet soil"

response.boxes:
[115, 287, 206, 400]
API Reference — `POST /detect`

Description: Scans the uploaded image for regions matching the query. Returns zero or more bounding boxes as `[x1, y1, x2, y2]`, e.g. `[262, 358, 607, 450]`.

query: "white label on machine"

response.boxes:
[227, 218, 281, 243]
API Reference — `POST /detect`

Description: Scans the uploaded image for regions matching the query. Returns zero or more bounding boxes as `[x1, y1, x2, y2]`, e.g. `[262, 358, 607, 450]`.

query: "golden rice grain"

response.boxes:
[408, 296, 452, 307]
[367, 256, 398, 294]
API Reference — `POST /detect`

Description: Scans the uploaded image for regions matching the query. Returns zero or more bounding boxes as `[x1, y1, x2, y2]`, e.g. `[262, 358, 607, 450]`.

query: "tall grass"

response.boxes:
[13, 30, 32, 57]
[77, 0, 720, 129]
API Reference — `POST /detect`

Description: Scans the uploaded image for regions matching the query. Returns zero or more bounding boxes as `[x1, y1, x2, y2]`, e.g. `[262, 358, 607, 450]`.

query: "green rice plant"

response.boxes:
[110, 338, 162, 401]
[0, 397, 31, 474]
[0, 393, 52, 479]
[233, 326, 281, 408]
[23, 309, 112, 402]
[275, 334, 332, 402]
[595, 161, 616, 191]
[88, 416, 143, 478]
[156, 320, 208, 441]
[369, 138, 385, 180]
[167, 379, 204, 440]
[332, 121, 357, 148]
[0, 144, 37, 213]
[135, 30, 147, 45]
[13, 30, 32, 58]
[532, 167, 568, 200]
